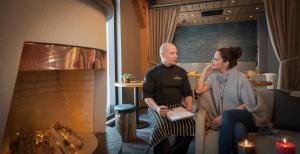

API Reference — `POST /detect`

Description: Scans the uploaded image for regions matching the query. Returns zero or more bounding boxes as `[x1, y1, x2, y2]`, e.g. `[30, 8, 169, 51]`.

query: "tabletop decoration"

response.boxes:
[238, 139, 255, 154]
[275, 137, 295, 154]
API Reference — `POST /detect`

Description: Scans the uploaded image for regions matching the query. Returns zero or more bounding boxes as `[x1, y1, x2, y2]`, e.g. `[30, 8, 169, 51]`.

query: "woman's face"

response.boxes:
[211, 51, 229, 71]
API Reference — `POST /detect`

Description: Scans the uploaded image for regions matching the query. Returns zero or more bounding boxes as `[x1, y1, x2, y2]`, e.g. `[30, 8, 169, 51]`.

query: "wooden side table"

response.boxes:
[114, 104, 136, 141]
[114, 81, 150, 129]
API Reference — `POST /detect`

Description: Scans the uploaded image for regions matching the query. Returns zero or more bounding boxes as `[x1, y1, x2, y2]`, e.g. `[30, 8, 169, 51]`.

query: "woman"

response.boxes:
[196, 47, 258, 154]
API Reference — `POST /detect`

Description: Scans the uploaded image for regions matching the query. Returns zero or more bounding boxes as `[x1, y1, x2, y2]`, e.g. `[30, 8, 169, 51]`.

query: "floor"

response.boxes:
[120, 107, 196, 154]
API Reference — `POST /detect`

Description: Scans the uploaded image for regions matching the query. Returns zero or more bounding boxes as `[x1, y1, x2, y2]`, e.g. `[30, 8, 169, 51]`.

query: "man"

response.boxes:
[143, 43, 195, 154]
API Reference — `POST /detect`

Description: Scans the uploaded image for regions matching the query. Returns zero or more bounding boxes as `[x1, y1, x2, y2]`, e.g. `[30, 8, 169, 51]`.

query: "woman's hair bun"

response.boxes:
[230, 47, 242, 59]
[217, 47, 243, 68]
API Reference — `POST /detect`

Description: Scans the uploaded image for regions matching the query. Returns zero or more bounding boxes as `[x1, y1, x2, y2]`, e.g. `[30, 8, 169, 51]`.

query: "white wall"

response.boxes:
[0, 0, 106, 148]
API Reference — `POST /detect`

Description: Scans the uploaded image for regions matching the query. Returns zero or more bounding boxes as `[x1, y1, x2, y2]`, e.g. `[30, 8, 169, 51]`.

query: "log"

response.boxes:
[115, 110, 136, 142]
[9, 123, 85, 154]
[47, 128, 75, 154]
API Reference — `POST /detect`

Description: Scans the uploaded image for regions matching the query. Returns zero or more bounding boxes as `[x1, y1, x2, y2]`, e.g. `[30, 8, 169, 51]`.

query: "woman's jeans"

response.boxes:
[218, 109, 258, 154]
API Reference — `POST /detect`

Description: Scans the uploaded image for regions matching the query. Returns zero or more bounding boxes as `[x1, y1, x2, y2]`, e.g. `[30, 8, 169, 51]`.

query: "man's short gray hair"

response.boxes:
[159, 43, 172, 55]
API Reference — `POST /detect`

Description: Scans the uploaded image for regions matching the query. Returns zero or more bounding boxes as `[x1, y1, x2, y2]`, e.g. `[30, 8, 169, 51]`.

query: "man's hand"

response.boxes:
[156, 105, 169, 117]
[185, 107, 193, 112]
[184, 96, 193, 112]
[145, 98, 170, 117]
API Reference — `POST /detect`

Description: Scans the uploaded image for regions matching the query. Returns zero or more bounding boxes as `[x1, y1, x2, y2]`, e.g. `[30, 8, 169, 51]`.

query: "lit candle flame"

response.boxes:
[239, 139, 255, 148]
[245, 139, 248, 146]
[283, 138, 287, 144]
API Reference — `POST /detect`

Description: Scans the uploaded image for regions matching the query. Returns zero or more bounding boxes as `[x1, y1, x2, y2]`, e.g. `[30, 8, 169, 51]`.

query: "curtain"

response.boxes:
[264, 0, 300, 90]
[148, 6, 180, 66]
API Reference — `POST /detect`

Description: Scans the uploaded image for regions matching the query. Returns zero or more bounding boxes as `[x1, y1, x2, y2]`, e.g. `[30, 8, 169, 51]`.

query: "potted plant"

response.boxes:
[122, 73, 135, 83]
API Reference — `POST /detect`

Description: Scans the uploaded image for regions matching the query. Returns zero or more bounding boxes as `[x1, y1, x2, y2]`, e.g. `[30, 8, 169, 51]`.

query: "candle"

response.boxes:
[275, 138, 295, 154]
[238, 139, 256, 154]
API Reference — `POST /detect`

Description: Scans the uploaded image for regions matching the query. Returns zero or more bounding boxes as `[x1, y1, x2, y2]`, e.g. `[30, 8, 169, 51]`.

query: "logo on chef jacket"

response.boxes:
[173, 76, 182, 80]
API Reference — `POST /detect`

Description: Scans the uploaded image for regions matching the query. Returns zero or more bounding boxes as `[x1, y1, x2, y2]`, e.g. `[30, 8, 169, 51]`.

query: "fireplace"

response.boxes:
[1, 42, 107, 153]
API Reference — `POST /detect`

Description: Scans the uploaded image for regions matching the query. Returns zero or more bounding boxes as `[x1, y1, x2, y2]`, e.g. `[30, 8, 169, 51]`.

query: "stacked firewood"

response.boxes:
[47, 122, 83, 154]
[9, 122, 83, 154]
[9, 130, 53, 154]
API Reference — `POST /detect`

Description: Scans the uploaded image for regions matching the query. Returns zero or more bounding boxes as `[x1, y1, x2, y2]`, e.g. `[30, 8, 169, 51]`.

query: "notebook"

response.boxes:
[167, 107, 194, 121]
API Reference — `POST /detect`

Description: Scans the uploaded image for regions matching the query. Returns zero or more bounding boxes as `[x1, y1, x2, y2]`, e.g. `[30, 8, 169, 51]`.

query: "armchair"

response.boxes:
[195, 91, 219, 154]
[195, 90, 300, 154]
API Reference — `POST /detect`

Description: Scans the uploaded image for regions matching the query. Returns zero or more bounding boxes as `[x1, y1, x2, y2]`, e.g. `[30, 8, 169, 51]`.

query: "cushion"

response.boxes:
[290, 91, 300, 97]
[204, 130, 219, 154]
[273, 90, 300, 131]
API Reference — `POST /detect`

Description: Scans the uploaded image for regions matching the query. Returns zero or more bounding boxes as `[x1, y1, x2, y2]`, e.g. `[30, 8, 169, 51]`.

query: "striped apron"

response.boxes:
[148, 103, 195, 149]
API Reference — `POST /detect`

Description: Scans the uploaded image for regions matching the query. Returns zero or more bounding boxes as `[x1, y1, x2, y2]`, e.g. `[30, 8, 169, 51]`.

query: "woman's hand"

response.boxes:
[195, 64, 212, 94]
[237, 104, 246, 110]
[156, 105, 169, 117]
[212, 116, 222, 127]
[203, 64, 213, 74]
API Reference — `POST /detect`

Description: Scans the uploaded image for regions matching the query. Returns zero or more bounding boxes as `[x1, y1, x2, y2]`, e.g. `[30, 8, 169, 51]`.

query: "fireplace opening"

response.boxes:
[1, 42, 107, 153]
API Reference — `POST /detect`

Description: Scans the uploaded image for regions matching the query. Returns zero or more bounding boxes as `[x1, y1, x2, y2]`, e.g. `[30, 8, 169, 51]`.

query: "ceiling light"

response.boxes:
[226, 17, 231, 20]
[249, 15, 253, 18]
[231, 0, 235, 2]
[227, 10, 232, 13]
[256, 7, 260, 10]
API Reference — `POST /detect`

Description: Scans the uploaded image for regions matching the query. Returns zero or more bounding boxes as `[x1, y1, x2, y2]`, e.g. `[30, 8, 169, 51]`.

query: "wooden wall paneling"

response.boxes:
[195, 11, 201, 18]
[221, 0, 230, 8]
[193, 3, 200, 10]
[199, 2, 206, 10]
[186, 4, 193, 11]
[206, 1, 213, 10]
[213, 1, 221, 9]
[228, 0, 236, 7]
[132, 0, 147, 28]
[180, 5, 187, 12]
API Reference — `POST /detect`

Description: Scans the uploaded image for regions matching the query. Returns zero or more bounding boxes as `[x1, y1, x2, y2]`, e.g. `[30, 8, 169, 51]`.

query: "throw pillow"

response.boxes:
[273, 90, 300, 131]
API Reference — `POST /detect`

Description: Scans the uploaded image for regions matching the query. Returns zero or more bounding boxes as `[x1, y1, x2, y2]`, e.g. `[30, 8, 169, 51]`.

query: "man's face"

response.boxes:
[162, 45, 178, 65]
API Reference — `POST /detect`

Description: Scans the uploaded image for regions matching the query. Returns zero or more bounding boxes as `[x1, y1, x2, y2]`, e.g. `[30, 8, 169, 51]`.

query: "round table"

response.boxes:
[114, 81, 150, 129]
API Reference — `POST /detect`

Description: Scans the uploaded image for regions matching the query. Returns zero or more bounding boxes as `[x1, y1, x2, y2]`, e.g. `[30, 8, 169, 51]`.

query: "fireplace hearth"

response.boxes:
[10, 122, 84, 154]
[1, 42, 106, 153]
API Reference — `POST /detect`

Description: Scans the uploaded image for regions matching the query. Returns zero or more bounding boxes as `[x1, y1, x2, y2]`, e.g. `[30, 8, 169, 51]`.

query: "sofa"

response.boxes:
[195, 89, 300, 154]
